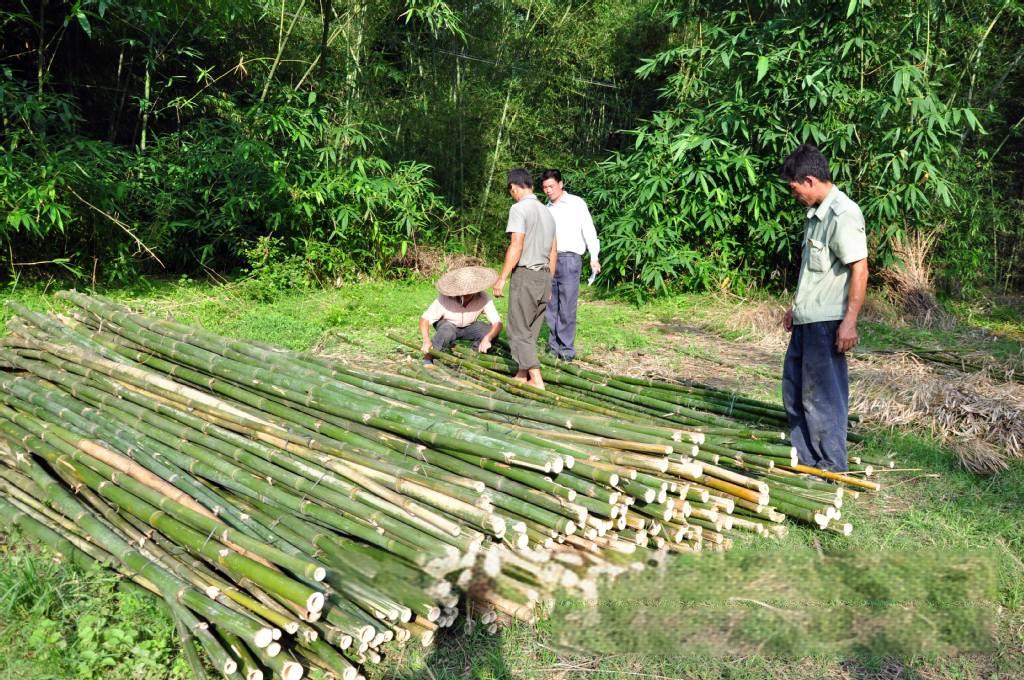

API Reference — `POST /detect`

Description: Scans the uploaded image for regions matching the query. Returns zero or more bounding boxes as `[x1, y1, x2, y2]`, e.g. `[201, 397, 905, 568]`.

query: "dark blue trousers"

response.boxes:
[782, 321, 849, 472]
[546, 253, 582, 360]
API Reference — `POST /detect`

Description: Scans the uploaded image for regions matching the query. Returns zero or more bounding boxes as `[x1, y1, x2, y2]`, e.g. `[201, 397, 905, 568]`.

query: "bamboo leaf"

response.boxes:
[755, 56, 769, 83]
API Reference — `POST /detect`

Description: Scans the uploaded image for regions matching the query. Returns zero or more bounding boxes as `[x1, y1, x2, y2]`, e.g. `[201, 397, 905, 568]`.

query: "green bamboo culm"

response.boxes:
[0, 294, 883, 679]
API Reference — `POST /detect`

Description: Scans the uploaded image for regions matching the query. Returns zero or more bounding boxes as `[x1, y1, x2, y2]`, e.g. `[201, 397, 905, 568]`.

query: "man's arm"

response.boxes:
[548, 238, 558, 274]
[493, 233, 525, 297]
[836, 258, 868, 353]
[419, 317, 433, 355]
[580, 201, 601, 273]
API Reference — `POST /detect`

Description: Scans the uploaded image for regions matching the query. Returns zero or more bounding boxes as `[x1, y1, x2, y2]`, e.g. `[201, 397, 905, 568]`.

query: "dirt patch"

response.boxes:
[584, 320, 782, 402]
[590, 314, 1024, 474]
[591, 346, 780, 401]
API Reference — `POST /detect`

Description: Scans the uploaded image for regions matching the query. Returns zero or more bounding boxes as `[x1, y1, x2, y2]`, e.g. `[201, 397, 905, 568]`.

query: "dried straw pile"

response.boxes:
[850, 354, 1024, 474]
[390, 246, 484, 277]
[877, 230, 952, 328]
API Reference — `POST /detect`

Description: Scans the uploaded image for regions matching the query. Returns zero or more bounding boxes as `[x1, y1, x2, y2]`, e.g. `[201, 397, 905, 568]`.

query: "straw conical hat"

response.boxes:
[437, 266, 498, 296]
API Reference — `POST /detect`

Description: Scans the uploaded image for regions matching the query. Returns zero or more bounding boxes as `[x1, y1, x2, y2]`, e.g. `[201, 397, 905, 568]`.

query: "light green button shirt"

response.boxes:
[792, 185, 868, 325]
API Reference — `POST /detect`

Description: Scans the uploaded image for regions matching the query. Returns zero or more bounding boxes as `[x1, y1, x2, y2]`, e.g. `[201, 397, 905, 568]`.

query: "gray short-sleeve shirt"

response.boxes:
[507, 194, 556, 270]
[792, 185, 868, 325]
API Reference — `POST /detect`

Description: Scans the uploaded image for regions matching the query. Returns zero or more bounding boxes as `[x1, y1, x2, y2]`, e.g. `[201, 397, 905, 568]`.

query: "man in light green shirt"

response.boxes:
[780, 144, 868, 473]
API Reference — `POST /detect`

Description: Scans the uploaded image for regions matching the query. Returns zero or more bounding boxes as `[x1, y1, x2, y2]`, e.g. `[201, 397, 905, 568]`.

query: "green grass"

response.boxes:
[0, 539, 189, 679]
[2, 278, 1022, 679]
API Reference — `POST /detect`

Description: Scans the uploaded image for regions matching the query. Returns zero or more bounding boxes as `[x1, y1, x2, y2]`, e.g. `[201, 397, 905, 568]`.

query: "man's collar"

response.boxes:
[808, 185, 839, 220]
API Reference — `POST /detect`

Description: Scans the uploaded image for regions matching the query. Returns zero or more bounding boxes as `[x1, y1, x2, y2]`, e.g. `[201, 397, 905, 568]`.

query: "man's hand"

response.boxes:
[421, 340, 432, 355]
[493, 277, 506, 298]
[838, 259, 867, 354]
[591, 259, 601, 275]
[836, 318, 859, 353]
[478, 338, 492, 354]
[783, 309, 794, 332]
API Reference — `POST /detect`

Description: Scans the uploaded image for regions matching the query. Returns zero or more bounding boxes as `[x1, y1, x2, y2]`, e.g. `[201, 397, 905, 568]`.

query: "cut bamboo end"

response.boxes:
[486, 515, 507, 536]
[253, 628, 275, 649]
[827, 522, 853, 536]
[265, 641, 281, 658]
[280, 661, 304, 680]
[306, 592, 326, 613]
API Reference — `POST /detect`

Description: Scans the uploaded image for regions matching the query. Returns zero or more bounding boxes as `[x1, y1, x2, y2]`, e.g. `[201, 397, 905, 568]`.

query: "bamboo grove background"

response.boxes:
[1, 0, 1022, 296]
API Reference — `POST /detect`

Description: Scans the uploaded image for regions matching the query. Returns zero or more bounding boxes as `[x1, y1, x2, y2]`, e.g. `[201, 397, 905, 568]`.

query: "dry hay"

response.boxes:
[390, 245, 484, 278]
[850, 353, 1024, 474]
[688, 295, 791, 352]
[877, 230, 953, 328]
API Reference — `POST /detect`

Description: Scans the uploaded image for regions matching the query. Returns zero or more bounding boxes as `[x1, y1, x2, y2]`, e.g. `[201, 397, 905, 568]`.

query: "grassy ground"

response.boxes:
[2, 278, 1022, 679]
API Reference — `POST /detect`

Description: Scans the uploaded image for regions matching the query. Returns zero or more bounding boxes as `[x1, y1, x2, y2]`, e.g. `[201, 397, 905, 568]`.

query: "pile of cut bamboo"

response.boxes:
[0, 293, 890, 679]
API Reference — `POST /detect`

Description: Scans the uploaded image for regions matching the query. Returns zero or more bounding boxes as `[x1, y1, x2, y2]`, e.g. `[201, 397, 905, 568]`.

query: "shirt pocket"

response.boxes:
[806, 238, 831, 272]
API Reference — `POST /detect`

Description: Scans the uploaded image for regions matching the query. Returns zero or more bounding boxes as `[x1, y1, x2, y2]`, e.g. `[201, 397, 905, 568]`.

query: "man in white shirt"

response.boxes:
[420, 266, 503, 364]
[540, 169, 600, 361]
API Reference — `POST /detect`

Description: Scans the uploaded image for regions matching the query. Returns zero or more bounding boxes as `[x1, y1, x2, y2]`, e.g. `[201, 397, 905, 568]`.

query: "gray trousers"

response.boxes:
[508, 266, 551, 370]
[432, 320, 490, 351]
[546, 252, 582, 360]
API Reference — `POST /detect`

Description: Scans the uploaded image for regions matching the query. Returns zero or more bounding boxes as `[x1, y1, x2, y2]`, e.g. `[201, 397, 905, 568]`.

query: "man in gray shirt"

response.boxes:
[780, 144, 868, 473]
[493, 168, 558, 389]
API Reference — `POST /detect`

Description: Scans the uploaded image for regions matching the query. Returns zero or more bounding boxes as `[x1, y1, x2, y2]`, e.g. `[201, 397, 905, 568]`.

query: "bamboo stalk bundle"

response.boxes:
[0, 294, 889, 678]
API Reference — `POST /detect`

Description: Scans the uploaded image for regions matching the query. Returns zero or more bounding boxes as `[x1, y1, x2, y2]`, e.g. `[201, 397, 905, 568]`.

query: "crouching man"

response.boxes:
[420, 265, 503, 363]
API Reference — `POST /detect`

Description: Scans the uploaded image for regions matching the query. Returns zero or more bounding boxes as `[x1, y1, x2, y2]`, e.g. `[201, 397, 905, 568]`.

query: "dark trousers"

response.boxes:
[782, 321, 849, 472]
[432, 320, 490, 351]
[546, 252, 582, 360]
[508, 267, 552, 370]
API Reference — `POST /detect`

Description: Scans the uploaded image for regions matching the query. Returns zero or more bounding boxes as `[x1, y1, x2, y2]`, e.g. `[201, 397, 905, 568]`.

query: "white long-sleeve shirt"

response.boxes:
[547, 192, 599, 260]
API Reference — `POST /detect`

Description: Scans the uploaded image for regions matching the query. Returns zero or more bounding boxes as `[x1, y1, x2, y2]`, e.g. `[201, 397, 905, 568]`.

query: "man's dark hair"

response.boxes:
[540, 169, 563, 184]
[779, 144, 832, 183]
[508, 168, 533, 189]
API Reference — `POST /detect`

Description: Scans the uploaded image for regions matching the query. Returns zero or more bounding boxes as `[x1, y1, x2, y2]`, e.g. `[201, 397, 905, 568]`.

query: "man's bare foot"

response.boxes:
[527, 379, 545, 390]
